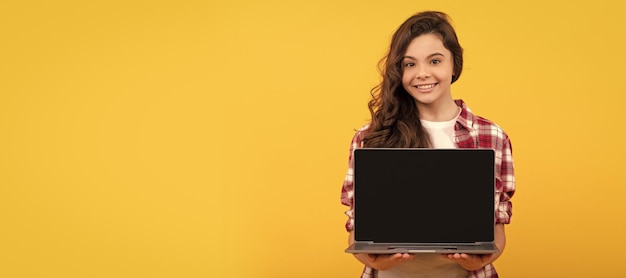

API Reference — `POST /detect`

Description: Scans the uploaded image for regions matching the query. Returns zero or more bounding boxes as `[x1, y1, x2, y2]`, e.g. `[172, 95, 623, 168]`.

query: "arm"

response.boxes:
[443, 224, 506, 271]
[348, 230, 414, 271]
[342, 126, 413, 271]
[445, 128, 516, 270]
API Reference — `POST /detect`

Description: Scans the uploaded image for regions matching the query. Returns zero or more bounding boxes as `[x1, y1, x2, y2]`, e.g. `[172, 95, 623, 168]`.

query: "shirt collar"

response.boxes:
[454, 99, 476, 131]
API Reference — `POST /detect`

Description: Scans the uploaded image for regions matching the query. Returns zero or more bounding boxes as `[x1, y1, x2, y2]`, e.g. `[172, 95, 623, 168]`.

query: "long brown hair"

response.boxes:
[362, 11, 464, 148]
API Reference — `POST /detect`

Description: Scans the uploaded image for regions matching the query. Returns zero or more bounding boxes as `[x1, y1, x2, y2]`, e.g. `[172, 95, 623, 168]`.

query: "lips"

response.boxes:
[415, 83, 437, 90]
[416, 83, 436, 89]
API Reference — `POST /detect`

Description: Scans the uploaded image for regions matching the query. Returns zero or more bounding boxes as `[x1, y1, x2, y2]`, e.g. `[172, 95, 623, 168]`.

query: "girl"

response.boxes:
[340, 11, 515, 278]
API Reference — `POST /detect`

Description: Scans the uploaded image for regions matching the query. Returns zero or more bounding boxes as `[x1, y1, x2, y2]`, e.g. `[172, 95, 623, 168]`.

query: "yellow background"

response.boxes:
[1, 0, 625, 277]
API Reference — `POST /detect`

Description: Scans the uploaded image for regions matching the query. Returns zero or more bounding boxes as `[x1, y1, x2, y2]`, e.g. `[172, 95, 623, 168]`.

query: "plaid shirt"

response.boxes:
[341, 99, 515, 278]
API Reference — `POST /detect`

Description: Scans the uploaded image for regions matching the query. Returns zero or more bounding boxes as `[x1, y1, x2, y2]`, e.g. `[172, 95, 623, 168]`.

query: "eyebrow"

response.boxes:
[403, 52, 446, 60]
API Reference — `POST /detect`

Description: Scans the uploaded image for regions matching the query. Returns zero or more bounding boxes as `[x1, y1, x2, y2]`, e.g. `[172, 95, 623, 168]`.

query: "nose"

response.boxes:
[415, 65, 431, 79]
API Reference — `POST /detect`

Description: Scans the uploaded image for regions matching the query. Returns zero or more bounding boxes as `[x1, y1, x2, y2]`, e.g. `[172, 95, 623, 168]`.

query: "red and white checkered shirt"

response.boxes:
[341, 99, 515, 278]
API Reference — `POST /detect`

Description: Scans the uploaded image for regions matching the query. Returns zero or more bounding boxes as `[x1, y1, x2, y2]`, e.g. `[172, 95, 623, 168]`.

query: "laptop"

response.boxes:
[345, 148, 498, 254]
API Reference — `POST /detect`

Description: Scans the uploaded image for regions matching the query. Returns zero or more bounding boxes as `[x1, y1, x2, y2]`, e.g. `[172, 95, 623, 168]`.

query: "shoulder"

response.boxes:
[348, 123, 371, 148]
[354, 123, 371, 139]
[458, 100, 509, 136]
[478, 118, 512, 150]
[457, 99, 512, 148]
[473, 115, 509, 139]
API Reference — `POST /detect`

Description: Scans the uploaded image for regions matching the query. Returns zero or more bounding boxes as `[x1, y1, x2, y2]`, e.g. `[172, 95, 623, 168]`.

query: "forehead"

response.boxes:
[404, 33, 450, 58]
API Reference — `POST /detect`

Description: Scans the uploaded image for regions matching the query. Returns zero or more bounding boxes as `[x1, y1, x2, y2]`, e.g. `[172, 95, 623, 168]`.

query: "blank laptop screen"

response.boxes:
[353, 148, 495, 243]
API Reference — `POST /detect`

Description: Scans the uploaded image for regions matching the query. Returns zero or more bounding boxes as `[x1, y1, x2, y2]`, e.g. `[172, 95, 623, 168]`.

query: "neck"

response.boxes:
[418, 99, 459, 122]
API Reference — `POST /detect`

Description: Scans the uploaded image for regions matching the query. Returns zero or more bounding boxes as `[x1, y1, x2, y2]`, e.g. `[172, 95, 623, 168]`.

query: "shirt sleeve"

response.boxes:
[495, 136, 515, 224]
[340, 128, 366, 232]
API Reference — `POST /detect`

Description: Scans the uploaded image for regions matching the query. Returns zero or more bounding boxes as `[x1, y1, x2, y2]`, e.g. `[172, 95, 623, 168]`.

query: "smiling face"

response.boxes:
[401, 33, 455, 109]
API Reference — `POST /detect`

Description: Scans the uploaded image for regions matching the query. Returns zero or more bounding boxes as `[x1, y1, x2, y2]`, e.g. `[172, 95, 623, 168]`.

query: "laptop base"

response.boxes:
[345, 242, 498, 254]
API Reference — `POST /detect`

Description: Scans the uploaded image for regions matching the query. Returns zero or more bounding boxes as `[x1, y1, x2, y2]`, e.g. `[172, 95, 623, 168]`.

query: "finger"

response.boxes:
[455, 253, 484, 264]
[443, 253, 459, 261]
[385, 253, 412, 263]
[459, 253, 483, 261]
[457, 253, 472, 261]
[390, 254, 401, 260]
[371, 253, 399, 263]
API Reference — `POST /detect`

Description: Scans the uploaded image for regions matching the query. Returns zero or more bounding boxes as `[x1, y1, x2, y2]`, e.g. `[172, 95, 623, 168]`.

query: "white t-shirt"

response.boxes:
[420, 115, 457, 148]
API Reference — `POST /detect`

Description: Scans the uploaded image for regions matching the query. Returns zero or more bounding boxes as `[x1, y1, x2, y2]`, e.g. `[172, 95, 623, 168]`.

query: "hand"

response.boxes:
[442, 253, 494, 271]
[361, 253, 414, 271]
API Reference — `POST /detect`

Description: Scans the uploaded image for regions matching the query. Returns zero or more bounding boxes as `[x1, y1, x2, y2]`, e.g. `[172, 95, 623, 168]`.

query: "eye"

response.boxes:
[431, 59, 441, 65]
[403, 62, 415, 68]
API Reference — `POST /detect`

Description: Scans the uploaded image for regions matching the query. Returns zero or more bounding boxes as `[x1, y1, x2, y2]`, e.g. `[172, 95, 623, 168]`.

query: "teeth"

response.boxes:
[417, 84, 436, 89]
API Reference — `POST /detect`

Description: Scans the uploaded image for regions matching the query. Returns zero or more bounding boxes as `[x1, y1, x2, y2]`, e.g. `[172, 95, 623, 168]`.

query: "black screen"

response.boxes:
[353, 148, 495, 243]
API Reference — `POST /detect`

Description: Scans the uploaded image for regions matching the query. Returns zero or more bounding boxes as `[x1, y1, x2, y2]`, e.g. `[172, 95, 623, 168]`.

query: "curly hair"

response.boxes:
[362, 11, 464, 148]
